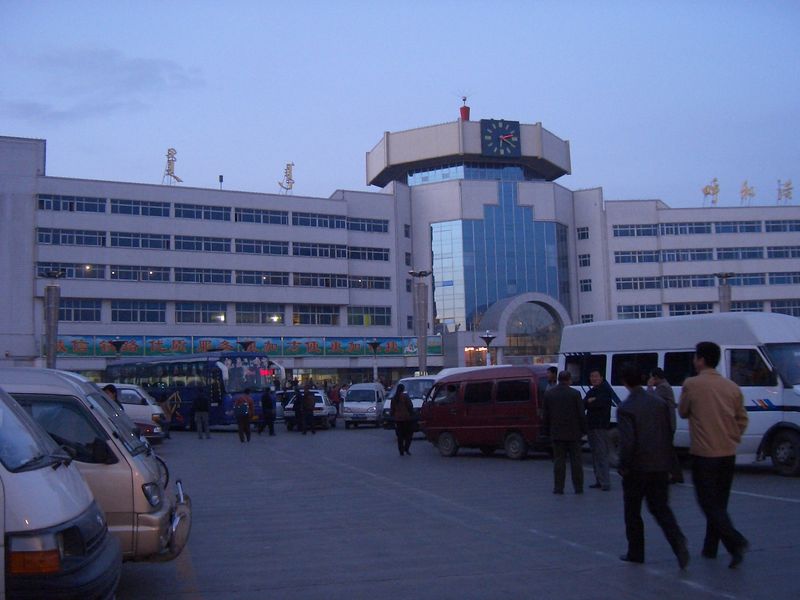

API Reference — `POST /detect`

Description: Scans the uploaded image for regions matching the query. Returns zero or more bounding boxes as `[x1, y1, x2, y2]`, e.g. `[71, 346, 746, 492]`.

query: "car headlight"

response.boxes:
[142, 482, 163, 508]
[343, 406, 353, 413]
[8, 532, 64, 575]
[367, 406, 376, 413]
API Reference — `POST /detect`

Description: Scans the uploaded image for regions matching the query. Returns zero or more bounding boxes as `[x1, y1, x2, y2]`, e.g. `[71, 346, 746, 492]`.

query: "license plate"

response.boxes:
[351, 414, 366, 419]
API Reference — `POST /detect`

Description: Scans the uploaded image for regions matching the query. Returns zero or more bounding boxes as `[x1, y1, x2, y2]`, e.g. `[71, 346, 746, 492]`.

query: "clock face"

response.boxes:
[481, 119, 521, 157]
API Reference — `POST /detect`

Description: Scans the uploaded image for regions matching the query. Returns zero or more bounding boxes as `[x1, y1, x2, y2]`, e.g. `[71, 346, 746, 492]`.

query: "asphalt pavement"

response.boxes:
[117, 421, 800, 600]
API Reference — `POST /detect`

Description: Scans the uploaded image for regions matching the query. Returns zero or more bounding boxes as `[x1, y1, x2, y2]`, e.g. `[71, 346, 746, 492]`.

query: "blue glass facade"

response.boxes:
[431, 181, 570, 331]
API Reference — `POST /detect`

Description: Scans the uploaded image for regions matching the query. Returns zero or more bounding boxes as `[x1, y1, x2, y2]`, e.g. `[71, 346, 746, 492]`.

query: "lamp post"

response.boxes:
[714, 272, 735, 312]
[44, 269, 64, 369]
[408, 269, 431, 375]
[479, 330, 496, 367]
[367, 339, 380, 383]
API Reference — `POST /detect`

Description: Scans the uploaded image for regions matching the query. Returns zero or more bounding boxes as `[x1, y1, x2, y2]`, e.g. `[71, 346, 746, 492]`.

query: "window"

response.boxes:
[610, 353, 658, 386]
[349, 276, 390, 290]
[716, 247, 763, 260]
[464, 381, 493, 404]
[235, 270, 289, 286]
[616, 276, 661, 290]
[175, 203, 230, 221]
[728, 349, 776, 387]
[728, 273, 765, 286]
[772, 299, 800, 317]
[292, 243, 348, 258]
[615, 250, 660, 263]
[664, 352, 696, 385]
[715, 221, 762, 234]
[661, 248, 713, 262]
[617, 304, 662, 319]
[349, 247, 390, 261]
[110, 198, 169, 216]
[235, 239, 289, 255]
[234, 207, 288, 224]
[731, 300, 763, 312]
[769, 272, 800, 285]
[406, 279, 412, 293]
[17, 398, 107, 463]
[292, 212, 346, 229]
[578, 254, 591, 267]
[496, 379, 530, 403]
[293, 304, 339, 326]
[405, 252, 412, 266]
[59, 299, 101, 322]
[111, 300, 166, 322]
[662, 275, 714, 288]
[175, 236, 230, 252]
[577, 227, 589, 240]
[564, 354, 607, 387]
[659, 222, 711, 235]
[404, 224, 411, 238]
[36, 262, 104, 279]
[110, 265, 169, 281]
[293, 273, 348, 288]
[407, 315, 413, 330]
[38, 194, 106, 212]
[347, 306, 391, 326]
[580, 314, 594, 323]
[668, 303, 713, 316]
[579, 279, 592, 292]
[37, 228, 105, 247]
[175, 302, 227, 324]
[110, 232, 170, 249]
[235, 303, 284, 324]
[348, 217, 389, 233]
[612, 224, 658, 237]
[767, 246, 800, 259]
[766, 220, 800, 232]
[174, 268, 231, 284]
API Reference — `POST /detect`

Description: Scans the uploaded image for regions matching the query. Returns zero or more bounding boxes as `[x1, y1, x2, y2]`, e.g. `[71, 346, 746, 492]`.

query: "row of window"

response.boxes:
[37, 195, 390, 232]
[35, 263, 391, 289]
[614, 247, 800, 263]
[58, 299, 394, 326]
[616, 300, 800, 319]
[612, 272, 800, 290]
[612, 220, 800, 237]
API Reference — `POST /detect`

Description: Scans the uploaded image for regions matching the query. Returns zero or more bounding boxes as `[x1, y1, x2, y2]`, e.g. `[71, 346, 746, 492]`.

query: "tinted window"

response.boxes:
[610, 353, 658, 386]
[565, 355, 607, 386]
[119, 389, 145, 405]
[464, 382, 493, 404]
[432, 384, 458, 404]
[664, 352, 695, 386]
[728, 349, 777, 387]
[497, 379, 530, 403]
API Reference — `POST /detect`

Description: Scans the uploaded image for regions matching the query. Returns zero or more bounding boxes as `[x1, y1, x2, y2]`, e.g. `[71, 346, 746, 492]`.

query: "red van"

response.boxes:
[419, 365, 550, 459]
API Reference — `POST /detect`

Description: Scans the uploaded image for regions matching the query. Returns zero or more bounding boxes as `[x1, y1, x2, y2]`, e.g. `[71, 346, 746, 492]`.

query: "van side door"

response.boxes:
[460, 380, 494, 446]
[726, 346, 780, 455]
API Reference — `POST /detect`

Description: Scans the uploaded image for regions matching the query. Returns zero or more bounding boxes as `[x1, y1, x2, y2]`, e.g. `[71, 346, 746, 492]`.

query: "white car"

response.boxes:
[283, 389, 337, 430]
[99, 382, 166, 442]
[343, 383, 386, 428]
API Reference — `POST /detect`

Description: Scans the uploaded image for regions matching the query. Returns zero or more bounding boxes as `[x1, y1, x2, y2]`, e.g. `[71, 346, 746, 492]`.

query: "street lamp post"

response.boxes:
[714, 272, 735, 312]
[479, 330, 496, 367]
[408, 269, 431, 375]
[367, 339, 380, 383]
[44, 270, 64, 369]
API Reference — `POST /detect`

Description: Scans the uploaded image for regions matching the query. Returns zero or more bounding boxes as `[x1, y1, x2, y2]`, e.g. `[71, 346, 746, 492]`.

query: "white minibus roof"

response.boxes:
[560, 312, 800, 354]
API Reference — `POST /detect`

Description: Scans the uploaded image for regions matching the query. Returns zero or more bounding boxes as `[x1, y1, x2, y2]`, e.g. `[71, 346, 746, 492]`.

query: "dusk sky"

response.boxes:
[2, 1, 798, 207]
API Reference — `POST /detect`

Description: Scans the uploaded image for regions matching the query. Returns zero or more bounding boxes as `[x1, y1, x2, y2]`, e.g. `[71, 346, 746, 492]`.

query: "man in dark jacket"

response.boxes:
[542, 371, 586, 495]
[258, 388, 277, 436]
[618, 363, 689, 569]
[584, 370, 617, 491]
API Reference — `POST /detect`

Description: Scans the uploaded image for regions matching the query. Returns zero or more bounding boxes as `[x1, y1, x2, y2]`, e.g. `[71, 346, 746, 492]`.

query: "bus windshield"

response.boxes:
[765, 344, 800, 386]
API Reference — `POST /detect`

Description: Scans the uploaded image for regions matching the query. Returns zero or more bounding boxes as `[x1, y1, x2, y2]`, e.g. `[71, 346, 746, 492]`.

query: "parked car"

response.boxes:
[0, 367, 192, 562]
[98, 382, 166, 443]
[343, 383, 386, 428]
[283, 389, 337, 430]
[0, 386, 122, 599]
[382, 376, 436, 430]
[419, 365, 550, 459]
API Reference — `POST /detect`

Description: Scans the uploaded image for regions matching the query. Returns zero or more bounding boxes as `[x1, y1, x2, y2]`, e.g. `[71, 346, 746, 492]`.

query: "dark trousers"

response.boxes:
[395, 421, 414, 455]
[622, 470, 686, 562]
[236, 415, 251, 442]
[302, 411, 315, 434]
[691, 455, 747, 557]
[552, 440, 583, 493]
[258, 414, 275, 435]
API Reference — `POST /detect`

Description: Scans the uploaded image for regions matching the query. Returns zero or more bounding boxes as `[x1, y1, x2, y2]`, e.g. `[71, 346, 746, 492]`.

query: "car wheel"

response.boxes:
[480, 446, 495, 457]
[504, 432, 528, 460]
[353, 423, 358, 428]
[437, 432, 459, 457]
[330, 418, 337, 429]
[286, 421, 294, 431]
[345, 422, 351, 429]
[771, 430, 800, 476]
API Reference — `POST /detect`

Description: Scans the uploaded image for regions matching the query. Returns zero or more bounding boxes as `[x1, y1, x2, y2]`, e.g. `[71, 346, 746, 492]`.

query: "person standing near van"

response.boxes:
[648, 368, 683, 484]
[194, 390, 211, 439]
[258, 388, 277, 436]
[584, 370, 616, 491]
[542, 371, 586, 494]
[302, 382, 316, 435]
[617, 363, 689, 569]
[391, 383, 415, 456]
[102, 384, 124, 410]
[679, 341, 749, 568]
[234, 389, 255, 443]
[545, 366, 558, 391]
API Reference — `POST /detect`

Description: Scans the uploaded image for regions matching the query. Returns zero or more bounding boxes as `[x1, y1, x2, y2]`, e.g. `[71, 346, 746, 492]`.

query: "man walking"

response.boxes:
[302, 382, 316, 435]
[391, 383, 415, 456]
[234, 389, 255, 443]
[679, 341, 749, 568]
[194, 390, 211, 439]
[617, 363, 689, 569]
[258, 387, 276, 436]
[584, 370, 616, 491]
[648, 368, 683, 483]
[542, 371, 586, 494]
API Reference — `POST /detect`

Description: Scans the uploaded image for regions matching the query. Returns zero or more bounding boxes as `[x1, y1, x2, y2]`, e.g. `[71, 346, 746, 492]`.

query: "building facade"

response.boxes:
[1, 110, 797, 378]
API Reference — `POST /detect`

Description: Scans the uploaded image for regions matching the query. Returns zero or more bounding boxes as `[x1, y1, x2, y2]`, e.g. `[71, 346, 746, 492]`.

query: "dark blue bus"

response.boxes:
[105, 352, 283, 428]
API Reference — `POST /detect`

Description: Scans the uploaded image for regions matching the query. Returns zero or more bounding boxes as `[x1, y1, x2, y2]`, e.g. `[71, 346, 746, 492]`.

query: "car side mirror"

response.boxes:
[91, 438, 117, 464]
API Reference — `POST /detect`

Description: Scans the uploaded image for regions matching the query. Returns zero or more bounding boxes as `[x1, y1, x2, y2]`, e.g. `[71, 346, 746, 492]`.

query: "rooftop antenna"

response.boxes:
[161, 148, 183, 185]
[278, 162, 295, 194]
[455, 91, 472, 121]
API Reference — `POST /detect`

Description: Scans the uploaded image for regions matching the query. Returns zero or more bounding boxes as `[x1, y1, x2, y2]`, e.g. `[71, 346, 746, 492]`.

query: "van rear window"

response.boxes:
[497, 380, 530, 403]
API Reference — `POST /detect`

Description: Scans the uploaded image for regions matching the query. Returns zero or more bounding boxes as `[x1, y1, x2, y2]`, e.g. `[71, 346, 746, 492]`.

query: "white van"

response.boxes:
[97, 383, 166, 443]
[558, 312, 800, 475]
[343, 383, 386, 428]
[0, 368, 192, 561]
[0, 386, 122, 599]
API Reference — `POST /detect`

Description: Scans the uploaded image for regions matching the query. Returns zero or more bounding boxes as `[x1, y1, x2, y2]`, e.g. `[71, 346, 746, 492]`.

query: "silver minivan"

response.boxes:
[343, 383, 386, 428]
[0, 368, 191, 562]
[0, 386, 122, 599]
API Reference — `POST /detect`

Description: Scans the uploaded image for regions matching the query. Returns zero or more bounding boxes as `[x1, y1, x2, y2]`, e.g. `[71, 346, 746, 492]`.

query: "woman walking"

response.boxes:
[391, 383, 415, 456]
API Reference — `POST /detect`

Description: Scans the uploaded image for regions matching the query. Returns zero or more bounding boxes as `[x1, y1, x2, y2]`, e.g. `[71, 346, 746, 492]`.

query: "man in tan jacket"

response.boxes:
[679, 341, 749, 568]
